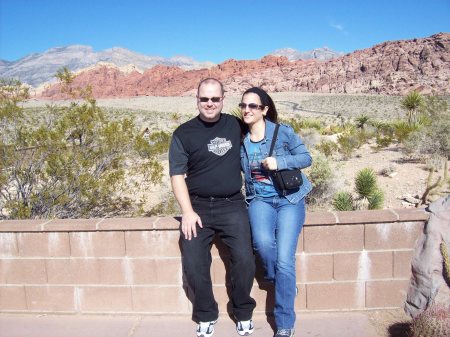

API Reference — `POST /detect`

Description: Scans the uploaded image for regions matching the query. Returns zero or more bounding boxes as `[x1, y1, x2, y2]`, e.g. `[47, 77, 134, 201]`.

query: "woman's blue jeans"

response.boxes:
[248, 196, 305, 330]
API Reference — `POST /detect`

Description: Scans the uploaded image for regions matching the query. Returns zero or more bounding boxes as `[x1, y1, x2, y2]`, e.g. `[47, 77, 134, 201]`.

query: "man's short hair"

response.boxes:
[197, 78, 224, 96]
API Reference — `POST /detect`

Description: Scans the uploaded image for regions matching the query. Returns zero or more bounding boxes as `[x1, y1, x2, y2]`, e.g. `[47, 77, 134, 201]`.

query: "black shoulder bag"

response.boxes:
[268, 124, 303, 196]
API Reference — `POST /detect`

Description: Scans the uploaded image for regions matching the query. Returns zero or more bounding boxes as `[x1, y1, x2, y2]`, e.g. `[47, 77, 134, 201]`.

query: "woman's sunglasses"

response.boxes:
[238, 103, 265, 110]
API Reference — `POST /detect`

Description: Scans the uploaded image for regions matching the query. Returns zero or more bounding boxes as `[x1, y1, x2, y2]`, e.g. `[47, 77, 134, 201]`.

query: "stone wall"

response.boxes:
[0, 209, 429, 314]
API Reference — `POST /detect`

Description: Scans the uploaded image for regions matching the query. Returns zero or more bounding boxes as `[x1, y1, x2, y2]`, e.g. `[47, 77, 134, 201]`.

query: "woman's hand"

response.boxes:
[261, 156, 278, 170]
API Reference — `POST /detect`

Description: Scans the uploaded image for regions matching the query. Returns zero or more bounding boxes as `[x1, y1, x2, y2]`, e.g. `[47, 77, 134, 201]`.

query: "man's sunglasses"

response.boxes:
[198, 96, 223, 103]
[238, 103, 265, 110]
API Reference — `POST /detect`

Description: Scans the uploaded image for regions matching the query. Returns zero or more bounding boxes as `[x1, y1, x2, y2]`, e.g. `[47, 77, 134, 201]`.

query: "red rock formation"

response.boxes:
[40, 33, 450, 99]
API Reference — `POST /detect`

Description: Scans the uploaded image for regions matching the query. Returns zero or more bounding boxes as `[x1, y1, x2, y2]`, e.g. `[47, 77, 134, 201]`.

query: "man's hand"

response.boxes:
[181, 210, 203, 240]
[262, 156, 278, 170]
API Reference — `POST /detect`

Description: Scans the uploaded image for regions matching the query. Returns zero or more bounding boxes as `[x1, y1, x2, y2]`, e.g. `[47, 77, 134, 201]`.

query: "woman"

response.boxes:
[239, 87, 312, 337]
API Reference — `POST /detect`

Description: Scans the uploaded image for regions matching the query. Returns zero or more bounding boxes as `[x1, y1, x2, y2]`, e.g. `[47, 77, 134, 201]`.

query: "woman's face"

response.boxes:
[240, 93, 268, 126]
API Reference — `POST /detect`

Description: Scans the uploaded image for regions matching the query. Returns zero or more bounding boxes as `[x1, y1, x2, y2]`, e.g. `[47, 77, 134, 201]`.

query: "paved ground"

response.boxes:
[0, 312, 383, 337]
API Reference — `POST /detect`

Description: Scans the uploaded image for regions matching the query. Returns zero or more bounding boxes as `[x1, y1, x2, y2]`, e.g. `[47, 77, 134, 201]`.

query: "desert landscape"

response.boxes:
[22, 92, 450, 215]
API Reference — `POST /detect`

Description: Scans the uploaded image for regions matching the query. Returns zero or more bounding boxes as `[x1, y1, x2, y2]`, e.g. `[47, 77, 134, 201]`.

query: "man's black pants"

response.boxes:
[181, 194, 256, 322]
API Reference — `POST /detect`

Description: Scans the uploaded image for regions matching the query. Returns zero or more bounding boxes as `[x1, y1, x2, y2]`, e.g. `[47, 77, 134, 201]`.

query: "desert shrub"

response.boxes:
[332, 192, 353, 211]
[286, 117, 324, 134]
[392, 120, 420, 143]
[337, 133, 359, 159]
[148, 194, 180, 216]
[0, 76, 164, 219]
[299, 128, 321, 149]
[306, 153, 338, 207]
[315, 139, 339, 157]
[409, 303, 450, 337]
[370, 120, 395, 148]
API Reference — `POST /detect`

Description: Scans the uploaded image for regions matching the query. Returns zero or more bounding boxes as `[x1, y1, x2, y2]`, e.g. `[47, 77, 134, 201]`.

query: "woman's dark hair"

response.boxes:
[241, 87, 278, 123]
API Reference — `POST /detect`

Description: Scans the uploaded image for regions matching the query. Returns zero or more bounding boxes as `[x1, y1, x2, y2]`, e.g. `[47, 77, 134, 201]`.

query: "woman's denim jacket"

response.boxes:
[240, 119, 313, 204]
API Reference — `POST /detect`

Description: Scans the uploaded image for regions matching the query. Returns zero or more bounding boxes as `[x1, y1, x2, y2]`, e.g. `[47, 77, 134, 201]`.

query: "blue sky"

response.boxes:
[1, 0, 449, 63]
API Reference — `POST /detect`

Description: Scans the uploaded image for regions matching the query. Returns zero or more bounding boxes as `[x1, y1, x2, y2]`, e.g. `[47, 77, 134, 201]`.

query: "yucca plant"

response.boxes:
[333, 168, 384, 211]
[401, 90, 424, 126]
[332, 191, 353, 211]
[355, 115, 370, 130]
[355, 168, 377, 198]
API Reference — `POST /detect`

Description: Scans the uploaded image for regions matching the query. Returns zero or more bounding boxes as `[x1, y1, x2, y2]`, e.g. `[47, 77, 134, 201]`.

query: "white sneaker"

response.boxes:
[236, 319, 254, 336]
[196, 320, 217, 337]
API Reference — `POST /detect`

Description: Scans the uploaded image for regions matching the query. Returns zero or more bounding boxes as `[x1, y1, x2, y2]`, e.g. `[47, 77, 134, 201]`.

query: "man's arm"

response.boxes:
[171, 175, 203, 240]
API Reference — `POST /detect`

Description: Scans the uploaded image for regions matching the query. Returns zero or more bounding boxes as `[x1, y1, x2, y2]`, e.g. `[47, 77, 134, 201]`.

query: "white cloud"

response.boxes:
[330, 22, 344, 31]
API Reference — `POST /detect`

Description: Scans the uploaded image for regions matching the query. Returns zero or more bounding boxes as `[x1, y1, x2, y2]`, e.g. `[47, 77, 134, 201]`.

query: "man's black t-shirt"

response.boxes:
[169, 114, 242, 197]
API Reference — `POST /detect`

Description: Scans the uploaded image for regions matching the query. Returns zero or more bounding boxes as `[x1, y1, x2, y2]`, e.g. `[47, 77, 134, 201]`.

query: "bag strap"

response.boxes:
[268, 124, 280, 157]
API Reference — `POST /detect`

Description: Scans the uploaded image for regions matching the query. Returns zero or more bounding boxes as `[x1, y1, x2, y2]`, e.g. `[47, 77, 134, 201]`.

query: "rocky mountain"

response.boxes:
[0, 45, 215, 87]
[270, 47, 344, 61]
[39, 33, 450, 98]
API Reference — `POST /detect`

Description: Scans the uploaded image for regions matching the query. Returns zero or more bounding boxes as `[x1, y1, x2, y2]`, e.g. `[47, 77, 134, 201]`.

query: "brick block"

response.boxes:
[0, 285, 27, 310]
[130, 258, 182, 285]
[132, 286, 190, 313]
[303, 225, 364, 253]
[46, 258, 100, 284]
[0, 233, 18, 257]
[125, 231, 181, 257]
[153, 217, 180, 230]
[126, 259, 157, 284]
[97, 217, 153, 231]
[295, 284, 307, 311]
[17, 232, 70, 257]
[365, 222, 423, 250]
[304, 211, 337, 226]
[393, 251, 414, 278]
[153, 258, 182, 285]
[307, 282, 365, 310]
[212, 285, 229, 313]
[43, 218, 99, 232]
[70, 232, 125, 257]
[336, 210, 397, 224]
[212, 256, 229, 284]
[296, 230, 304, 252]
[0, 219, 45, 232]
[366, 280, 410, 308]
[0, 259, 47, 284]
[79, 286, 132, 312]
[297, 253, 333, 282]
[99, 259, 129, 284]
[26, 286, 75, 311]
[334, 251, 393, 281]
[251, 284, 274, 313]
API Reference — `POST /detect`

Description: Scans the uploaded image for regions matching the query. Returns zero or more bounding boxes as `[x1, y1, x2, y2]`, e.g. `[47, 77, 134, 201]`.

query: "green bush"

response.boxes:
[0, 76, 164, 219]
[306, 153, 337, 207]
[315, 140, 339, 157]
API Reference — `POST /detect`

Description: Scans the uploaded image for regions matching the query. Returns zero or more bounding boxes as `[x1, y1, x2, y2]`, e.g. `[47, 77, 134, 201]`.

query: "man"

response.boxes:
[169, 78, 256, 337]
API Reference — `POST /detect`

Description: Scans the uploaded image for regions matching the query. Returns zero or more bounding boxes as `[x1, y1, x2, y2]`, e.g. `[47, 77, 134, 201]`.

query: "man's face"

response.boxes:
[197, 82, 224, 122]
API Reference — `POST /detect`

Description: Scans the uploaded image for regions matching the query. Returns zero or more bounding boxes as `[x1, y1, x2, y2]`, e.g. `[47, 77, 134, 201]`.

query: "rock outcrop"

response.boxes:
[405, 195, 450, 318]
[40, 33, 450, 99]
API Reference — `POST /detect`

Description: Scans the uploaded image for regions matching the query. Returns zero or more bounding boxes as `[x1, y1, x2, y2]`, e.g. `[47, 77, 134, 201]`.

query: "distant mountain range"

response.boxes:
[0, 45, 343, 87]
[37, 33, 449, 97]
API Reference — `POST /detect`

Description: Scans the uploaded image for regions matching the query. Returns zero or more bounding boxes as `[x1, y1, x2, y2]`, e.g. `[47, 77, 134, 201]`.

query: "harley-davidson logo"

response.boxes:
[207, 137, 232, 156]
